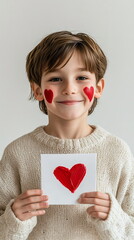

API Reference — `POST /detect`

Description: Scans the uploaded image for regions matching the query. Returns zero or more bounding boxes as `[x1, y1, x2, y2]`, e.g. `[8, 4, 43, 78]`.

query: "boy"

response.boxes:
[0, 31, 134, 239]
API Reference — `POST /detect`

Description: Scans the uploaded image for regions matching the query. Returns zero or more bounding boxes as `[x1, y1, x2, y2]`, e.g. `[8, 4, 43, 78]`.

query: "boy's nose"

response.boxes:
[62, 82, 77, 95]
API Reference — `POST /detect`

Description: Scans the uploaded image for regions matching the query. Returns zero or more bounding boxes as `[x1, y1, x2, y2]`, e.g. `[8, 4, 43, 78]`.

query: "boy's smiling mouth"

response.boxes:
[57, 100, 84, 105]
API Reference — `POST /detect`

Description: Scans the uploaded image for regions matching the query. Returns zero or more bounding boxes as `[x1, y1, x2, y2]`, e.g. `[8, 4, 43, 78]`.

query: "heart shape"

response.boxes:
[44, 89, 53, 103]
[83, 86, 94, 101]
[53, 163, 86, 193]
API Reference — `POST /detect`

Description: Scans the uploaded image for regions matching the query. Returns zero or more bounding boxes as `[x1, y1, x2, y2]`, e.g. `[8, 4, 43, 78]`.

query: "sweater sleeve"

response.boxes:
[0, 146, 37, 240]
[87, 154, 134, 240]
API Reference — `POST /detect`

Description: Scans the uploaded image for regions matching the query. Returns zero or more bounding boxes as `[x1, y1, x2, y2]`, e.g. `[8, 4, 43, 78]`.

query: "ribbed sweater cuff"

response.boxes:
[4, 199, 37, 236]
[94, 193, 125, 229]
[86, 193, 132, 239]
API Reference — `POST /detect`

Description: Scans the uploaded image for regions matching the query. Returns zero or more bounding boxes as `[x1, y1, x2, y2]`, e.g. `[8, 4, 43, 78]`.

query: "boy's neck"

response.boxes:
[44, 117, 93, 139]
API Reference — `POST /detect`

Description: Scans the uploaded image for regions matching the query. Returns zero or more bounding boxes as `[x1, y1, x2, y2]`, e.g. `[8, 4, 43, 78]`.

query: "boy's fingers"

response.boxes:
[78, 197, 110, 207]
[87, 205, 109, 214]
[87, 205, 110, 220]
[89, 211, 108, 220]
[81, 192, 110, 200]
[11, 189, 49, 221]
[18, 210, 46, 221]
[22, 201, 49, 213]
[12, 190, 48, 209]
[22, 195, 48, 206]
[19, 189, 43, 200]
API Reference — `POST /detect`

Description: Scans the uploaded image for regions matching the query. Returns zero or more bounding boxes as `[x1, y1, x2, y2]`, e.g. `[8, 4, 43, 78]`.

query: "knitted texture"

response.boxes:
[0, 125, 134, 240]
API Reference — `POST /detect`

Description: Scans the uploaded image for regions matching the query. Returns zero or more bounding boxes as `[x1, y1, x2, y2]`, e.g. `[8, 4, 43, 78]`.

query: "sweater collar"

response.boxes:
[32, 125, 109, 152]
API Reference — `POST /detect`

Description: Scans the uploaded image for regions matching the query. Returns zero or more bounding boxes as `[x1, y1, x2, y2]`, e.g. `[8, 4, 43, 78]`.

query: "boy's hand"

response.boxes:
[11, 189, 49, 221]
[78, 191, 111, 220]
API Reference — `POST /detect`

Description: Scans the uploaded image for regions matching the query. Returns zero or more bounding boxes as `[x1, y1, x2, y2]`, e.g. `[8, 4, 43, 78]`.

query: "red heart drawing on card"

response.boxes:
[83, 86, 94, 101]
[44, 89, 53, 103]
[53, 163, 86, 193]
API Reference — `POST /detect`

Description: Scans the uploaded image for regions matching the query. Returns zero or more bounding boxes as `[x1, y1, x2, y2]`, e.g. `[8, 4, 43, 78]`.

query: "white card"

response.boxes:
[41, 153, 96, 204]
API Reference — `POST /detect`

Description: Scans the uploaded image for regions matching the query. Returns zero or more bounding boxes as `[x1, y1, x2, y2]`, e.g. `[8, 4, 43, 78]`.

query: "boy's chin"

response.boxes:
[48, 111, 88, 122]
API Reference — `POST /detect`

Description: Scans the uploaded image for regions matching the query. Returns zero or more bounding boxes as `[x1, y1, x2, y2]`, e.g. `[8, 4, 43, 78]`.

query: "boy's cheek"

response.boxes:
[44, 89, 54, 103]
[83, 86, 94, 102]
[43, 86, 95, 103]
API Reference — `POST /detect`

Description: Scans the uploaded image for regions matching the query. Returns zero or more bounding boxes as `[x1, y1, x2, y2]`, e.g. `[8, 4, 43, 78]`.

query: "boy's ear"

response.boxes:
[30, 82, 44, 101]
[94, 78, 105, 99]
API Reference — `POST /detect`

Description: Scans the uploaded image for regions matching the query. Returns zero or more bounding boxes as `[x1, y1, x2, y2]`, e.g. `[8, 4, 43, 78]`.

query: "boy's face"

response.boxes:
[33, 51, 104, 121]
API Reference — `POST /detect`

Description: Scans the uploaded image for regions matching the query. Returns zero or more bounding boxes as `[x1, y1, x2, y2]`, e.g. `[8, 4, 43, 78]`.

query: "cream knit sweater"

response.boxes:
[0, 125, 134, 240]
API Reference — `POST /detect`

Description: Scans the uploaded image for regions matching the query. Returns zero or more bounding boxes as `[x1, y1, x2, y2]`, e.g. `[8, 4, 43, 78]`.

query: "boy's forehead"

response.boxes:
[43, 51, 88, 72]
[41, 49, 97, 78]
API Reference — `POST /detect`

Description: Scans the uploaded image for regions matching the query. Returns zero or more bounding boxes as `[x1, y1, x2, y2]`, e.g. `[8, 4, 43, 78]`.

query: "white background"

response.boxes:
[0, 0, 134, 157]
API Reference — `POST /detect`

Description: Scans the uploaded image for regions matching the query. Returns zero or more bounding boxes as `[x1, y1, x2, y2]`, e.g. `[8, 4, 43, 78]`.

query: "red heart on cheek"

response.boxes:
[44, 89, 53, 103]
[53, 163, 86, 193]
[83, 86, 94, 101]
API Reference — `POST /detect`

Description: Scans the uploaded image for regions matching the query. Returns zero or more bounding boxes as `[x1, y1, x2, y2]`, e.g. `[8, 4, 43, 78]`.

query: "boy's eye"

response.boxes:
[77, 76, 88, 80]
[49, 78, 62, 82]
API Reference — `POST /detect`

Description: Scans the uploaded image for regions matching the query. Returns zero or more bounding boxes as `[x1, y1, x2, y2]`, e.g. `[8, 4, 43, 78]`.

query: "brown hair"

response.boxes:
[26, 31, 107, 115]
